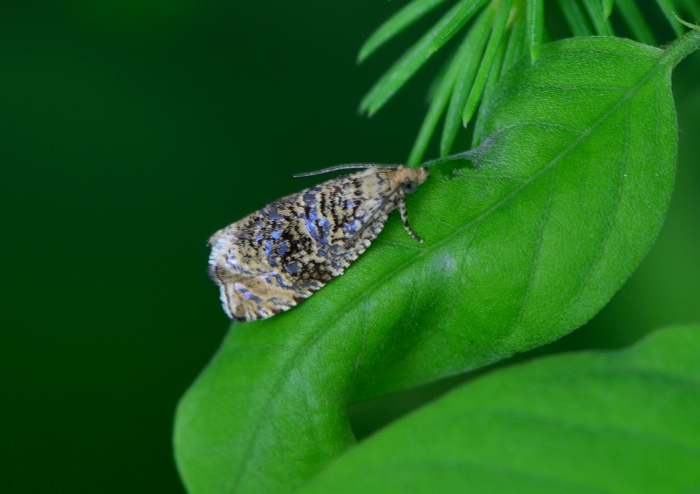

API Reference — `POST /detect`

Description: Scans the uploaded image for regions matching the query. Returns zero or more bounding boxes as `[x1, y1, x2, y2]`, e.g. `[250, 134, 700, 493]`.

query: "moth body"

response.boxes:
[208, 165, 429, 321]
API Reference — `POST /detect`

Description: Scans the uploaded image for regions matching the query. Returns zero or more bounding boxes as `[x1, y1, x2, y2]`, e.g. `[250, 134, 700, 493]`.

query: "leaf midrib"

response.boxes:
[359, 43, 673, 377]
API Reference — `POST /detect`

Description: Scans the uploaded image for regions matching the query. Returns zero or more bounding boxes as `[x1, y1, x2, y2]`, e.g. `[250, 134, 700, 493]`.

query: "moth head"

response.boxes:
[393, 165, 429, 195]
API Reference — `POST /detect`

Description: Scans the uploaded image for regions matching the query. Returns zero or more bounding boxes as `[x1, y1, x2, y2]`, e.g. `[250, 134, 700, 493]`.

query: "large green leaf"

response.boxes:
[299, 325, 700, 493]
[174, 33, 700, 494]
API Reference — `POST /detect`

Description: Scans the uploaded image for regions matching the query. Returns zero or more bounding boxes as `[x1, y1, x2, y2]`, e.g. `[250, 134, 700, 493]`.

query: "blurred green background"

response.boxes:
[2, 1, 699, 492]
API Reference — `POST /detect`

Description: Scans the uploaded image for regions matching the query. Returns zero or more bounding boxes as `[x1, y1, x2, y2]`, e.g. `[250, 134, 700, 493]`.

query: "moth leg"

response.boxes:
[398, 199, 423, 243]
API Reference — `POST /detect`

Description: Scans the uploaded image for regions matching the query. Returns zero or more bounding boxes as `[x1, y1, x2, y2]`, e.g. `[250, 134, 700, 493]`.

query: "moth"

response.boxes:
[207, 164, 429, 321]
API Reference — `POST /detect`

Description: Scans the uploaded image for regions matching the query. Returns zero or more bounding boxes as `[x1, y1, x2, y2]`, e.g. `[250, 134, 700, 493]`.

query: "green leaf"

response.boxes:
[424, 53, 452, 105]
[471, 14, 529, 149]
[359, 0, 489, 116]
[357, 0, 452, 64]
[174, 33, 700, 493]
[500, 13, 528, 75]
[299, 325, 700, 493]
[462, 0, 513, 124]
[556, 0, 594, 36]
[615, 0, 658, 46]
[679, 0, 700, 23]
[438, 7, 496, 159]
[656, 0, 685, 37]
[582, 0, 614, 35]
[526, 0, 544, 62]
[407, 50, 459, 168]
[471, 21, 509, 147]
[603, 0, 614, 18]
[676, 15, 700, 32]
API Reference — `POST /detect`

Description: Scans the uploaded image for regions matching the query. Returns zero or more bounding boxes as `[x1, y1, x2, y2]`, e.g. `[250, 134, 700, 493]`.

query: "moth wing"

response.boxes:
[340, 191, 396, 250]
[208, 201, 321, 321]
[207, 167, 407, 321]
[212, 269, 299, 321]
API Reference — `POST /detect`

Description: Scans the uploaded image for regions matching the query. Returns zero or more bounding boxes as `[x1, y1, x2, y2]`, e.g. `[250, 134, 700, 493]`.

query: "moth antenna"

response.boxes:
[294, 163, 399, 178]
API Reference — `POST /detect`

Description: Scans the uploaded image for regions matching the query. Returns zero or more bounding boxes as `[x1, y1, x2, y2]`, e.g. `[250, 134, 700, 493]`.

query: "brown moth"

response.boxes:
[207, 164, 429, 321]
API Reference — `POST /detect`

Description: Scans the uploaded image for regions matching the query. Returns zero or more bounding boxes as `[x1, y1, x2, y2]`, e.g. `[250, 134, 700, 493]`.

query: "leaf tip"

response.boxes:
[462, 95, 478, 127]
[357, 49, 369, 65]
[358, 94, 373, 116]
[675, 14, 700, 33]
[603, 0, 614, 19]
[357, 107, 374, 118]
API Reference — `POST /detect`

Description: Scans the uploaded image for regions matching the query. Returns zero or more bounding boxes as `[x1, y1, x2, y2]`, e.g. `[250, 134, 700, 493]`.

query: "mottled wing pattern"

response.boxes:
[208, 169, 393, 320]
[208, 166, 428, 321]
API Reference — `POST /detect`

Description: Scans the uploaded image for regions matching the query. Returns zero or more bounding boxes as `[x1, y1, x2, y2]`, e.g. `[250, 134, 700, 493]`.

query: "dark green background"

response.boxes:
[2, 1, 699, 492]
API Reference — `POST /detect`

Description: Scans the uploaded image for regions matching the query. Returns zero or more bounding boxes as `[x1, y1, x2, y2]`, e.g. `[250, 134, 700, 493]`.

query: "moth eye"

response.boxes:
[402, 181, 418, 194]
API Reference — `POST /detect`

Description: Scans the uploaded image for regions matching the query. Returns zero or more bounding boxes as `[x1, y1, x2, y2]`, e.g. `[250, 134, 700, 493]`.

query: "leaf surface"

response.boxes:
[174, 35, 689, 493]
[300, 325, 700, 493]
